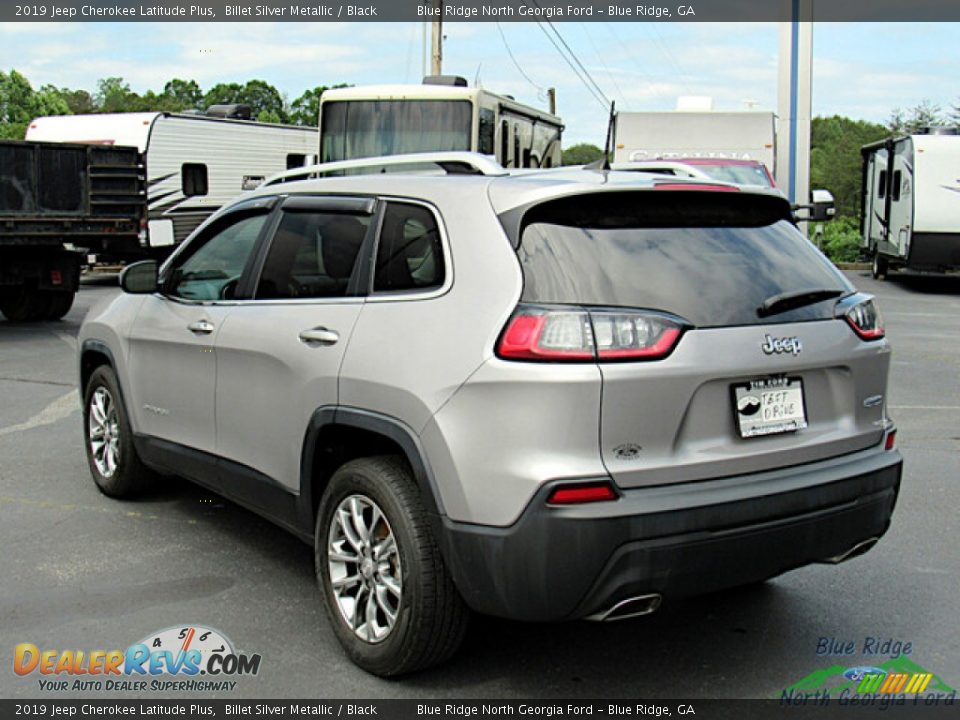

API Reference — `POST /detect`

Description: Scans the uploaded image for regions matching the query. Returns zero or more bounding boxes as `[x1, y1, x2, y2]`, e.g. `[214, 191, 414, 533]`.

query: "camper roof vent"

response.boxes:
[423, 75, 468, 87]
[206, 104, 253, 120]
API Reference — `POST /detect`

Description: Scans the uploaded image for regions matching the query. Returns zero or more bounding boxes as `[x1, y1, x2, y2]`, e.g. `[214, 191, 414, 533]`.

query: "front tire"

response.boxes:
[316, 456, 468, 676]
[83, 366, 155, 497]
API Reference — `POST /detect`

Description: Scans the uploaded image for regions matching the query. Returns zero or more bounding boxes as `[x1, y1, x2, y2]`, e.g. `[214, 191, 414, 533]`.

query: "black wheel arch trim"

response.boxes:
[79, 340, 129, 415]
[299, 406, 447, 530]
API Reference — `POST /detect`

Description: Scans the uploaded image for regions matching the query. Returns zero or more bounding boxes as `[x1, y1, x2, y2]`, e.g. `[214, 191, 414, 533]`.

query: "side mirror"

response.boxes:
[120, 260, 158, 294]
[809, 189, 836, 222]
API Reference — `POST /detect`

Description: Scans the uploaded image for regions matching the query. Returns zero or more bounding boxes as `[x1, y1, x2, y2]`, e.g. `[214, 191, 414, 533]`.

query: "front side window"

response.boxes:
[374, 203, 444, 293]
[256, 211, 371, 299]
[478, 108, 495, 155]
[168, 213, 268, 301]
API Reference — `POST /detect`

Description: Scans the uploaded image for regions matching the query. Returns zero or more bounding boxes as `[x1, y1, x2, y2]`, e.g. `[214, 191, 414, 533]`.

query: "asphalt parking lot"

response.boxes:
[2, 270, 958, 700]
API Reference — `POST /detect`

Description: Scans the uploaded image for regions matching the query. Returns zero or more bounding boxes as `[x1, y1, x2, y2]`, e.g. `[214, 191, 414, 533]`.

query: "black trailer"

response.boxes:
[0, 140, 145, 322]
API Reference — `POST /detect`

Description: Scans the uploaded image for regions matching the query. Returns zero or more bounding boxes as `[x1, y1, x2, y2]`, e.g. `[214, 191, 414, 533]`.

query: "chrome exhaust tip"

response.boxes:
[819, 537, 880, 564]
[585, 593, 662, 622]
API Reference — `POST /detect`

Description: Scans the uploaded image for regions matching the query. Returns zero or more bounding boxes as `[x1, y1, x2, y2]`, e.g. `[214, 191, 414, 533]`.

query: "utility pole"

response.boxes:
[547, 88, 557, 116]
[776, 0, 813, 213]
[431, 17, 443, 75]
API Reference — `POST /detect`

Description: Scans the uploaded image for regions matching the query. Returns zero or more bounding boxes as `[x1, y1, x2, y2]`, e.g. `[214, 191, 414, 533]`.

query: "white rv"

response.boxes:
[613, 111, 777, 178]
[26, 110, 318, 257]
[861, 129, 960, 278]
[318, 77, 563, 169]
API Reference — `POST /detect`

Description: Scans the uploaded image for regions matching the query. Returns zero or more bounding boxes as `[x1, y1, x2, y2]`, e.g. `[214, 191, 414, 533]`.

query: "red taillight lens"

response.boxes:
[547, 482, 618, 505]
[844, 298, 885, 340]
[497, 305, 685, 362]
[885, 430, 897, 451]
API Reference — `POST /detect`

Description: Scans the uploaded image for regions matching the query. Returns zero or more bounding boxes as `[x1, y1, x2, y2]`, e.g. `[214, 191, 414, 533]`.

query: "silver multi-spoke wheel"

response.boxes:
[88, 386, 121, 478]
[327, 494, 402, 643]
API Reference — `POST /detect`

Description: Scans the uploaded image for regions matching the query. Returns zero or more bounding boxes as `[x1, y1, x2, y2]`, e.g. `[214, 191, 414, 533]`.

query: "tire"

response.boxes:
[316, 456, 469, 676]
[44, 291, 75, 321]
[871, 250, 888, 280]
[82, 366, 155, 498]
[0, 286, 51, 322]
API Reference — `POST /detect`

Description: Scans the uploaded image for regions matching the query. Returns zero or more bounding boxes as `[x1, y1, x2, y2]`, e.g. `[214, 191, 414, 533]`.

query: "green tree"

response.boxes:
[162, 78, 203, 111]
[289, 84, 351, 126]
[57, 87, 97, 114]
[810, 115, 888, 220]
[95, 77, 143, 113]
[562, 143, 604, 165]
[0, 70, 69, 138]
[887, 99, 944, 134]
[204, 80, 286, 122]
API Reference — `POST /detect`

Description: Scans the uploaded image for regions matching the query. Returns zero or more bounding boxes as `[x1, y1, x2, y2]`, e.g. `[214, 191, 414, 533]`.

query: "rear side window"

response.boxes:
[256, 212, 370, 299]
[374, 203, 444, 293]
[517, 192, 852, 328]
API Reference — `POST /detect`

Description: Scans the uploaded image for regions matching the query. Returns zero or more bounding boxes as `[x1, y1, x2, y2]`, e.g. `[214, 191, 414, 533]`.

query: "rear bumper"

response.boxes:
[439, 445, 902, 622]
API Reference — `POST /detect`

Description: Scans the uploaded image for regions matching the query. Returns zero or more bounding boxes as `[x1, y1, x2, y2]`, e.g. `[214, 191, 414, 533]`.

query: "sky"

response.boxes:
[1, 21, 957, 145]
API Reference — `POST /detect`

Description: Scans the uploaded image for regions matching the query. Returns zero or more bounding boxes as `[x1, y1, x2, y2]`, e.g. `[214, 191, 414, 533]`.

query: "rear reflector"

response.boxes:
[50, 270, 63, 286]
[885, 430, 897, 451]
[547, 482, 618, 505]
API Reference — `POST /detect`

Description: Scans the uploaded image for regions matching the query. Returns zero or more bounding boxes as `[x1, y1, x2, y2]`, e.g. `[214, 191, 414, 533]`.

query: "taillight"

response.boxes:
[844, 298, 885, 340]
[496, 304, 686, 362]
[547, 481, 618, 505]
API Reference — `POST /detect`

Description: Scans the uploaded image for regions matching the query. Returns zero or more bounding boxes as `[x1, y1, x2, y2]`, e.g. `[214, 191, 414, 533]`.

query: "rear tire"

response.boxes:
[316, 456, 469, 676]
[0, 286, 51, 322]
[44, 291, 75, 321]
[83, 366, 156, 498]
[871, 250, 888, 280]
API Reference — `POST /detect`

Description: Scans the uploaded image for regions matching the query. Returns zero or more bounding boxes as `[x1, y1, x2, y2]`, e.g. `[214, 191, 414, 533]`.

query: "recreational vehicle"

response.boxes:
[26, 109, 318, 258]
[861, 129, 960, 278]
[613, 110, 777, 179]
[318, 77, 563, 169]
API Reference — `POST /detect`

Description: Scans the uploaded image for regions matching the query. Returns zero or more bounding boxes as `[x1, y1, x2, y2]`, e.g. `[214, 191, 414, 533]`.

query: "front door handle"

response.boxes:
[187, 319, 215, 335]
[299, 327, 339, 346]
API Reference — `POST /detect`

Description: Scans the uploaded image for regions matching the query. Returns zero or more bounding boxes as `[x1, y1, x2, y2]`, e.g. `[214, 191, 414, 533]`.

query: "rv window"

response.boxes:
[286, 154, 307, 170]
[892, 170, 902, 201]
[182, 163, 208, 197]
[500, 120, 509, 166]
[513, 126, 520, 169]
[478, 108, 495, 155]
[255, 210, 371, 299]
[878, 170, 887, 199]
[522, 148, 532, 168]
[373, 203, 444, 293]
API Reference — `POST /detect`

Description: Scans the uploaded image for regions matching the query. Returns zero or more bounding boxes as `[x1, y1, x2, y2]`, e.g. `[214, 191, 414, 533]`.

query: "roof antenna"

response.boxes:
[585, 100, 615, 171]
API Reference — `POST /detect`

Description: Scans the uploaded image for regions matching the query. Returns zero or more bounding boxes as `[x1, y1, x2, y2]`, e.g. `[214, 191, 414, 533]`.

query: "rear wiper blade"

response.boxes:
[757, 288, 845, 318]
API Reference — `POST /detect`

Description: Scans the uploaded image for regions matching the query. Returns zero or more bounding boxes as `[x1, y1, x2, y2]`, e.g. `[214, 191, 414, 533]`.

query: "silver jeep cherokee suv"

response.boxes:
[79, 153, 902, 676]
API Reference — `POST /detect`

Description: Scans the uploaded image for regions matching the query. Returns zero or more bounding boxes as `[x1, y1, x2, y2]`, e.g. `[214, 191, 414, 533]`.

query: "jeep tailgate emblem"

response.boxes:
[761, 335, 802, 356]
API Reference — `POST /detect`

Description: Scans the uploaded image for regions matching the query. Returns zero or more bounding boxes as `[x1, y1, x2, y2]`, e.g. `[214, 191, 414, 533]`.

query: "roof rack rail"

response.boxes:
[263, 152, 507, 186]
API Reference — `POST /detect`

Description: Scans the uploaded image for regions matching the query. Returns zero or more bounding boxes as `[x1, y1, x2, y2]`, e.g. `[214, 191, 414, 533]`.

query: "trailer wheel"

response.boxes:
[871, 251, 888, 281]
[44, 291, 76, 321]
[0, 286, 51, 322]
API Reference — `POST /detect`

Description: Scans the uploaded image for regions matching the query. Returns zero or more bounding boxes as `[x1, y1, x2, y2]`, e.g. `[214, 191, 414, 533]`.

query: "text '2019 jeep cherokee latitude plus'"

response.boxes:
[79, 153, 902, 676]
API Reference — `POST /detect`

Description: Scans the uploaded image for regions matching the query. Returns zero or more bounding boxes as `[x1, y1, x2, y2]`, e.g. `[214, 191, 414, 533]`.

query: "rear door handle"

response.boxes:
[299, 327, 339, 346]
[187, 320, 215, 335]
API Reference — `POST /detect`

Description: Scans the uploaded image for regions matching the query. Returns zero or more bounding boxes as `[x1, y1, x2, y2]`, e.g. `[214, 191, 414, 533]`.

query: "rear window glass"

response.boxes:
[518, 195, 852, 328]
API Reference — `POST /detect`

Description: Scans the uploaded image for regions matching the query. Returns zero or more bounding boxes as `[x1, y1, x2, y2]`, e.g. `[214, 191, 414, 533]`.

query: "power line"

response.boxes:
[542, 19, 610, 107]
[534, 21, 608, 112]
[581, 22, 629, 111]
[495, 22, 546, 97]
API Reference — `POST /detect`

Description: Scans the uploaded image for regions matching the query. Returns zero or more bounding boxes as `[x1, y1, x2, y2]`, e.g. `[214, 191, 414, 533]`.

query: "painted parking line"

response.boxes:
[0, 390, 78, 437]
